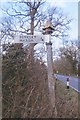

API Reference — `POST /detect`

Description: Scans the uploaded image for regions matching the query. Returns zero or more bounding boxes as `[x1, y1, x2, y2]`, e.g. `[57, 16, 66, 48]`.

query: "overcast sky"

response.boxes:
[47, 0, 79, 40]
[0, 0, 78, 40]
[0, 0, 79, 61]
[0, 0, 79, 41]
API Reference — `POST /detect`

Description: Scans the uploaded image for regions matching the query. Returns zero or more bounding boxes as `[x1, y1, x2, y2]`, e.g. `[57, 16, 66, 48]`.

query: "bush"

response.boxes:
[2, 43, 51, 118]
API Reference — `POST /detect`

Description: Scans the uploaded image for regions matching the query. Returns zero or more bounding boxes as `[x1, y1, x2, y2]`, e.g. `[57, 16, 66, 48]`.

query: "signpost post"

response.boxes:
[43, 20, 57, 117]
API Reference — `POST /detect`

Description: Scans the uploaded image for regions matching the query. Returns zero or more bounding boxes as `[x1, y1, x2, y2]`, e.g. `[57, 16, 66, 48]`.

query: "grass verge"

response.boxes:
[55, 80, 78, 118]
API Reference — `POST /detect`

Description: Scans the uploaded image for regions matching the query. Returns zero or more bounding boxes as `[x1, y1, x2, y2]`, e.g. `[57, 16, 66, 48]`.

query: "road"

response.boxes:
[54, 74, 80, 93]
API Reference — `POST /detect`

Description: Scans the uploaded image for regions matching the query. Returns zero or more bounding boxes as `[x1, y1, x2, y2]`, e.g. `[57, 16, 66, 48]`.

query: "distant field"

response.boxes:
[55, 80, 79, 118]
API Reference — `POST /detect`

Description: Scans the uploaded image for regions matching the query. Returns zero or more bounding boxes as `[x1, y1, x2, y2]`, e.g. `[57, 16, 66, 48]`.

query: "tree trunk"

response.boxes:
[29, 10, 35, 64]
[29, 8, 35, 63]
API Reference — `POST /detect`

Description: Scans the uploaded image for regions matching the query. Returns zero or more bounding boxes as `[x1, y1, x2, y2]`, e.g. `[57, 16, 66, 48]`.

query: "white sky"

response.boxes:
[0, 0, 79, 61]
[49, 0, 78, 40]
[0, 0, 78, 40]
[0, 0, 79, 2]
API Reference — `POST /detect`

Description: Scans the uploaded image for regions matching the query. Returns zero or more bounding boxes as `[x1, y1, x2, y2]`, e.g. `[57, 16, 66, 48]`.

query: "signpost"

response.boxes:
[13, 20, 57, 117]
[14, 35, 49, 44]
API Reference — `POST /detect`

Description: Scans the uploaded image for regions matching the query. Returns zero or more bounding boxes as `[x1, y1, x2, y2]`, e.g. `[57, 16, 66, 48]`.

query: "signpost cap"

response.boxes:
[43, 20, 54, 34]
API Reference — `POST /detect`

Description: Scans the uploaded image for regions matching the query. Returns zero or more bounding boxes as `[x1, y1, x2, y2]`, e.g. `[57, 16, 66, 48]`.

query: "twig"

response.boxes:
[23, 87, 34, 118]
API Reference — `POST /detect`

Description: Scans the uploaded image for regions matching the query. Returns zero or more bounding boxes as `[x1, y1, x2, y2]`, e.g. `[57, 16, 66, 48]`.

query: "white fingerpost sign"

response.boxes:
[14, 35, 47, 44]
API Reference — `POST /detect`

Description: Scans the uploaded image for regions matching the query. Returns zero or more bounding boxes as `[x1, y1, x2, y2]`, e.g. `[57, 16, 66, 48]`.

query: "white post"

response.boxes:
[67, 78, 69, 89]
[46, 41, 57, 116]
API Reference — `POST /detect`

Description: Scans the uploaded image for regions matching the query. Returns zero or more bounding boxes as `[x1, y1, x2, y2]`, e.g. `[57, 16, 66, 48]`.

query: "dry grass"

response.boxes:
[55, 80, 78, 118]
[2, 77, 79, 118]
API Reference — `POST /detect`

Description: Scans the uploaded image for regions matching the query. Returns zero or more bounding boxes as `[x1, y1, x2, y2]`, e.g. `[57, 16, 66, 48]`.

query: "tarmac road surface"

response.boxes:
[54, 74, 80, 93]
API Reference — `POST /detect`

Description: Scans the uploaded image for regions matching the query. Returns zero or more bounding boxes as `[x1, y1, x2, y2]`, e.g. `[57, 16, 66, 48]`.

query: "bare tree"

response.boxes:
[1, 0, 45, 61]
[58, 41, 78, 75]
[53, 57, 73, 75]
[2, 43, 52, 118]
[1, 0, 72, 49]
[45, 7, 72, 39]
